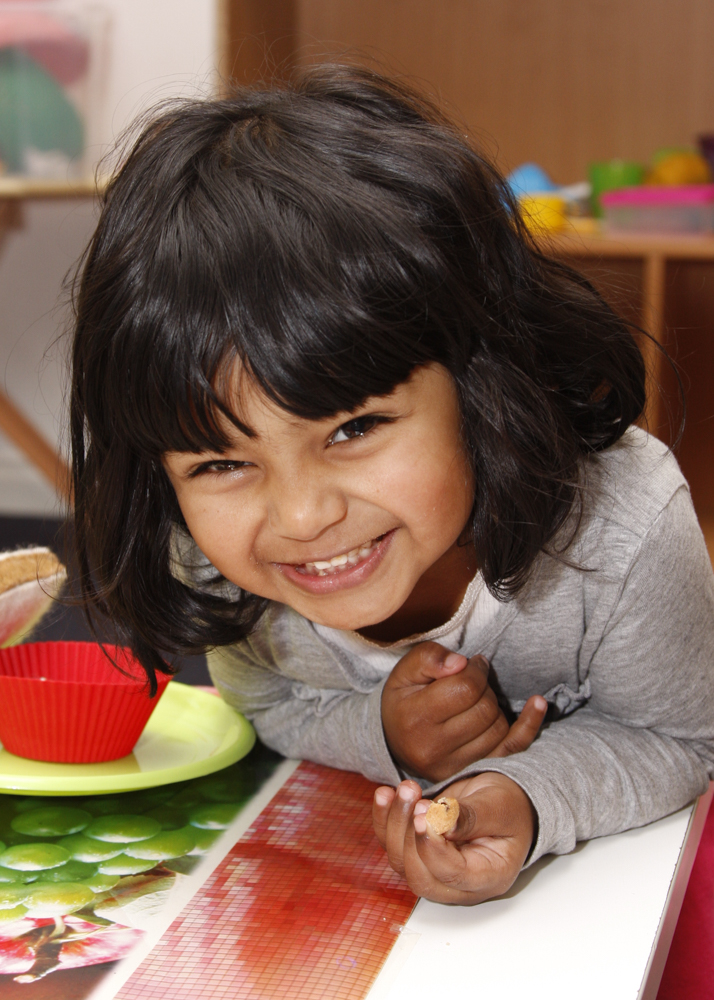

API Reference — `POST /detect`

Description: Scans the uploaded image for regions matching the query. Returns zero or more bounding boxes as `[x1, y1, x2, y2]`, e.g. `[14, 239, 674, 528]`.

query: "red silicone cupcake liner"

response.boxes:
[0, 642, 170, 763]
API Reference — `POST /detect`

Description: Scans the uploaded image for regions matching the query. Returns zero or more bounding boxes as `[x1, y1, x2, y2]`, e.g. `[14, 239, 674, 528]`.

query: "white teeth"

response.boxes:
[299, 538, 381, 576]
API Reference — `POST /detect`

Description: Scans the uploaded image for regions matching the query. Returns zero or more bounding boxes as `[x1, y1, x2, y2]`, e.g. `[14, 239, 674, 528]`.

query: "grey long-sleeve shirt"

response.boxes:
[194, 428, 714, 863]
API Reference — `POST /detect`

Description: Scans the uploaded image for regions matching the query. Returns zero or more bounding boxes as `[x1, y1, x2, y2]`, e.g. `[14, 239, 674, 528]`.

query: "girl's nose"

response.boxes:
[267, 474, 348, 541]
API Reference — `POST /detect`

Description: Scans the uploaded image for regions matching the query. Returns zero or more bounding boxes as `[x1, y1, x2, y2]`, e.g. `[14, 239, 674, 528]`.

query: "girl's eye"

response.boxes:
[329, 415, 388, 445]
[190, 459, 250, 477]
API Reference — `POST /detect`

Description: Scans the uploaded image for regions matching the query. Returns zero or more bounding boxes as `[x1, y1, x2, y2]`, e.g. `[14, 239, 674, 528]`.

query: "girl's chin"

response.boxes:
[301, 601, 402, 633]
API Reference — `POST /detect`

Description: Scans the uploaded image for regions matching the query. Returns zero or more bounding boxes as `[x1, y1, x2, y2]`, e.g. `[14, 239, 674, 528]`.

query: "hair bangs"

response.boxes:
[211, 192, 450, 421]
[230, 289, 440, 422]
[78, 77, 479, 459]
[128, 171, 451, 443]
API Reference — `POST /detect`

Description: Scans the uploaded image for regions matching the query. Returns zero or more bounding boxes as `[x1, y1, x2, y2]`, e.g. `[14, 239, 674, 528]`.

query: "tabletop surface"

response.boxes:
[0, 746, 706, 999]
[368, 790, 710, 1000]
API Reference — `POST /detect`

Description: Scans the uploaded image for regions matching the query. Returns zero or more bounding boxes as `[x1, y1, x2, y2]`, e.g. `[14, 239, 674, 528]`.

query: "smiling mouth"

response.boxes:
[292, 534, 387, 577]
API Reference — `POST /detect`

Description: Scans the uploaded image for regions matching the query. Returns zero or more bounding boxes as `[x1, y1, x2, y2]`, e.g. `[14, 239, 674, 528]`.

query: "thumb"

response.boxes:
[486, 695, 548, 758]
[388, 641, 470, 689]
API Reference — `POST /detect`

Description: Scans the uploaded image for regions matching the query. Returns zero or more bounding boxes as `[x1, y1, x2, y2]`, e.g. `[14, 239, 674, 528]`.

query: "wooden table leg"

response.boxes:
[0, 200, 22, 246]
[0, 197, 72, 505]
[0, 390, 71, 503]
[641, 252, 666, 434]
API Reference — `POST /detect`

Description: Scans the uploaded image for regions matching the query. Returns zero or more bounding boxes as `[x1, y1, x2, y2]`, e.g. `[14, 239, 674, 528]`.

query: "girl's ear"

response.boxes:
[0, 549, 66, 647]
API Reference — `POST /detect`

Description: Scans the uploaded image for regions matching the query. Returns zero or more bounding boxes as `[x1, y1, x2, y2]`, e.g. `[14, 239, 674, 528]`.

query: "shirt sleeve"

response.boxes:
[423, 486, 714, 863]
[207, 641, 402, 786]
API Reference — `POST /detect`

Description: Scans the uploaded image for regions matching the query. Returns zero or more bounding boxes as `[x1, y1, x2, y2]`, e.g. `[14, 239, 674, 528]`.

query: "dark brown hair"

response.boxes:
[70, 65, 645, 688]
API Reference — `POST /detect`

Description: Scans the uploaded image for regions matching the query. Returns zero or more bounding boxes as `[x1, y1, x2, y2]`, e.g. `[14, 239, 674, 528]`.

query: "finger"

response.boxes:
[400, 800, 471, 902]
[486, 695, 548, 758]
[412, 693, 509, 781]
[435, 680, 504, 741]
[419, 656, 492, 723]
[372, 786, 396, 848]
[468, 654, 490, 678]
[413, 808, 512, 901]
[384, 780, 422, 876]
[389, 642, 468, 689]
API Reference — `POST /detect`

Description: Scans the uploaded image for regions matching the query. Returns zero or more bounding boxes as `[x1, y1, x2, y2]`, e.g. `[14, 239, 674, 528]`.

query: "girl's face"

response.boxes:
[163, 364, 476, 641]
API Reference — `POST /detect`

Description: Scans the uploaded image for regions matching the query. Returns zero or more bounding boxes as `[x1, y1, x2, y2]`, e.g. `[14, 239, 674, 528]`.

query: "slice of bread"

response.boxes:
[0, 548, 66, 647]
[0, 548, 63, 593]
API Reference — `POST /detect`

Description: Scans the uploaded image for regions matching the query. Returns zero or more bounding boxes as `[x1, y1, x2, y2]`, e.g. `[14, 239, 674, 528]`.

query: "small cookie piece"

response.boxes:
[425, 797, 460, 836]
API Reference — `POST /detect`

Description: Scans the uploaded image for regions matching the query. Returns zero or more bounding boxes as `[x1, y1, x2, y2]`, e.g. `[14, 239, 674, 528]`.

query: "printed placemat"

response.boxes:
[116, 762, 418, 1000]
[0, 744, 284, 999]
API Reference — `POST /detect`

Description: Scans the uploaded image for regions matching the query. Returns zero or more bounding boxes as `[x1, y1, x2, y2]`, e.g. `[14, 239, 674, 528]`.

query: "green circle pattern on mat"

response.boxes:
[82, 873, 121, 893]
[0, 885, 30, 909]
[143, 806, 189, 831]
[57, 833, 129, 862]
[124, 828, 196, 861]
[188, 828, 222, 854]
[25, 882, 95, 918]
[0, 745, 281, 929]
[36, 859, 97, 883]
[0, 865, 32, 884]
[11, 807, 92, 837]
[83, 815, 162, 843]
[0, 844, 70, 871]
[188, 803, 241, 830]
[96, 854, 159, 876]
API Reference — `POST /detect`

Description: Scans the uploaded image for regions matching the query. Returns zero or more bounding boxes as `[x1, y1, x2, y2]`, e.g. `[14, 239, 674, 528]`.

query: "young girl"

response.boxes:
[70, 65, 714, 906]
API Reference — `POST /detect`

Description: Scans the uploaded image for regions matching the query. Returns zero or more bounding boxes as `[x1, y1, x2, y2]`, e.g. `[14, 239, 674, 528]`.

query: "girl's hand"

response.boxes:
[372, 774, 536, 904]
[381, 642, 547, 782]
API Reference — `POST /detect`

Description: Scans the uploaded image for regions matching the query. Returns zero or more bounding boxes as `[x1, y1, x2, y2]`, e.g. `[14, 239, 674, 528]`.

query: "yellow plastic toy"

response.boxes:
[518, 194, 567, 233]
[646, 150, 711, 186]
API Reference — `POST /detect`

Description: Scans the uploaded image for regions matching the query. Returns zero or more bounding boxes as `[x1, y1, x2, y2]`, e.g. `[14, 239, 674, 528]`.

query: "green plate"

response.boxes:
[0, 682, 255, 796]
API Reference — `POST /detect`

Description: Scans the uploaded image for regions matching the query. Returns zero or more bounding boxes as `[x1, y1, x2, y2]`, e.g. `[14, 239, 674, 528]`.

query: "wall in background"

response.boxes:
[224, 0, 714, 184]
[0, 0, 219, 515]
[222, 0, 714, 526]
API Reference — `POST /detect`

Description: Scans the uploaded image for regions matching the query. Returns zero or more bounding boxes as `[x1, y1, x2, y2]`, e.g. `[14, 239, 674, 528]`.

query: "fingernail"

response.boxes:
[413, 800, 429, 815]
[375, 789, 391, 806]
[413, 814, 427, 834]
[444, 652, 466, 670]
[398, 784, 417, 803]
[534, 696, 547, 711]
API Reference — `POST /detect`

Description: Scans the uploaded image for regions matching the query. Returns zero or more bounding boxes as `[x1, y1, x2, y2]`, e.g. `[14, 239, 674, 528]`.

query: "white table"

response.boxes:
[367, 785, 712, 1000]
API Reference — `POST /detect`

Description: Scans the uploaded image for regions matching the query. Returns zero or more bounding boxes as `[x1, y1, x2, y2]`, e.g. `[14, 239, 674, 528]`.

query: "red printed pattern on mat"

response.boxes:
[117, 763, 417, 1000]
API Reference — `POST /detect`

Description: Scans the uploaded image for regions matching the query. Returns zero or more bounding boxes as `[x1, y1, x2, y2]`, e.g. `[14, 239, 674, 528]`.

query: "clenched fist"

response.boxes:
[381, 641, 546, 782]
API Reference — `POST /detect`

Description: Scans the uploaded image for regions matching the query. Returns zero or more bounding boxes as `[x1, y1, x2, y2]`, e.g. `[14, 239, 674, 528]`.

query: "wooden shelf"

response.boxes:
[545, 229, 714, 261]
[0, 176, 108, 200]
[538, 229, 714, 529]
